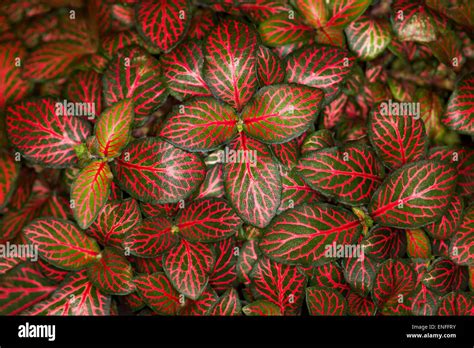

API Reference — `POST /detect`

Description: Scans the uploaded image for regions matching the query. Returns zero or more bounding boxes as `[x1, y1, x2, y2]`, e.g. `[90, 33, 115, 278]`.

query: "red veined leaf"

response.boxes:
[22, 40, 94, 81]
[470, 267, 474, 292]
[415, 88, 444, 139]
[238, 0, 291, 22]
[259, 13, 313, 47]
[425, 0, 474, 29]
[260, 203, 362, 266]
[437, 292, 473, 316]
[135, 0, 192, 53]
[123, 292, 146, 312]
[40, 194, 72, 220]
[102, 46, 168, 126]
[242, 299, 282, 316]
[99, 30, 143, 59]
[23, 270, 111, 315]
[140, 202, 180, 218]
[428, 147, 474, 198]
[257, 45, 285, 86]
[0, 263, 56, 315]
[368, 102, 428, 170]
[441, 73, 474, 135]
[0, 41, 32, 110]
[388, 78, 416, 102]
[35, 258, 68, 283]
[0, 150, 20, 209]
[124, 216, 179, 257]
[87, 198, 141, 249]
[71, 161, 112, 229]
[368, 160, 457, 228]
[372, 259, 416, 314]
[6, 98, 91, 168]
[342, 256, 377, 297]
[310, 262, 350, 296]
[361, 226, 407, 261]
[111, 3, 134, 29]
[208, 288, 241, 316]
[179, 285, 218, 315]
[422, 257, 468, 295]
[160, 40, 211, 101]
[188, 9, 215, 40]
[86, 247, 135, 295]
[163, 239, 215, 300]
[286, 45, 355, 101]
[113, 138, 206, 203]
[315, 25, 346, 47]
[279, 169, 320, 212]
[306, 287, 347, 315]
[271, 136, 302, 170]
[64, 70, 102, 119]
[294, 0, 328, 28]
[134, 272, 182, 315]
[250, 257, 307, 315]
[195, 164, 225, 200]
[391, 0, 438, 43]
[203, 18, 258, 111]
[301, 129, 335, 155]
[406, 229, 432, 258]
[449, 205, 474, 266]
[273, 38, 316, 58]
[242, 84, 323, 144]
[209, 238, 238, 291]
[159, 97, 238, 152]
[24, 218, 101, 271]
[425, 196, 463, 240]
[427, 28, 464, 72]
[432, 238, 450, 258]
[297, 144, 384, 205]
[95, 98, 134, 159]
[345, 16, 391, 60]
[223, 134, 281, 228]
[176, 199, 242, 243]
[410, 282, 439, 315]
[0, 257, 23, 276]
[134, 255, 164, 275]
[325, 0, 372, 30]
[236, 240, 261, 284]
[346, 291, 376, 316]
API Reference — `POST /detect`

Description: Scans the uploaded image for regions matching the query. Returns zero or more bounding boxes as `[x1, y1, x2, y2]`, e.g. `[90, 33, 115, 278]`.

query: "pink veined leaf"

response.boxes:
[6, 98, 91, 168]
[86, 198, 141, 249]
[35, 258, 69, 283]
[415, 88, 444, 139]
[95, 98, 134, 159]
[325, 0, 372, 30]
[160, 40, 212, 101]
[437, 292, 473, 316]
[135, 0, 192, 53]
[293, 0, 329, 28]
[301, 129, 336, 154]
[71, 161, 112, 229]
[203, 18, 259, 111]
[102, 46, 168, 126]
[368, 160, 458, 228]
[124, 216, 179, 257]
[250, 257, 307, 315]
[134, 272, 182, 315]
[306, 287, 347, 315]
[342, 256, 378, 297]
[159, 97, 238, 152]
[427, 28, 464, 72]
[279, 169, 322, 212]
[188, 9, 215, 40]
[422, 257, 468, 295]
[22, 270, 111, 315]
[0, 263, 57, 315]
[163, 239, 215, 300]
[112, 138, 206, 204]
[236, 240, 261, 285]
[0, 41, 32, 110]
[449, 204, 474, 266]
[223, 134, 281, 228]
[286, 45, 355, 101]
[7, 167, 36, 211]
[140, 202, 181, 218]
[391, 0, 439, 43]
[0, 150, 20, 209]
[179, 285, 218, 315]
[86, 247, 135, 295]
[346, 291, 376, 315]
[361, 226, 407, 261]
[208, 288, 241, 316]
[64, 70, 103, 119]
[133, 255, 164, 275]
[238, 0, 292, 22]
[441, 73, 474, 135]
[241, 84, 324, 144]
[257, 45, 285, 86]
[297, 144, 384, 206]
[406, 229, 432, 258]
[259, 12, 314, 47]
[259, 203, 363, 266]
[195, 164, 225, 200]
[424, 196, 464, 240]
[175, 199, 242, 243]
[242, 300, 282, 316]
[311, 262, 350, 296]
[24, 218, 101, 271]
[368, 101, 428, 170]
[345, 16, 392, 60]
[209, 238, 238, 291]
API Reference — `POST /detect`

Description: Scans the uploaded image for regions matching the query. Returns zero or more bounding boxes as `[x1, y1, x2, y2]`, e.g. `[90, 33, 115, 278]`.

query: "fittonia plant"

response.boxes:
[0, 0, 473, 316]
